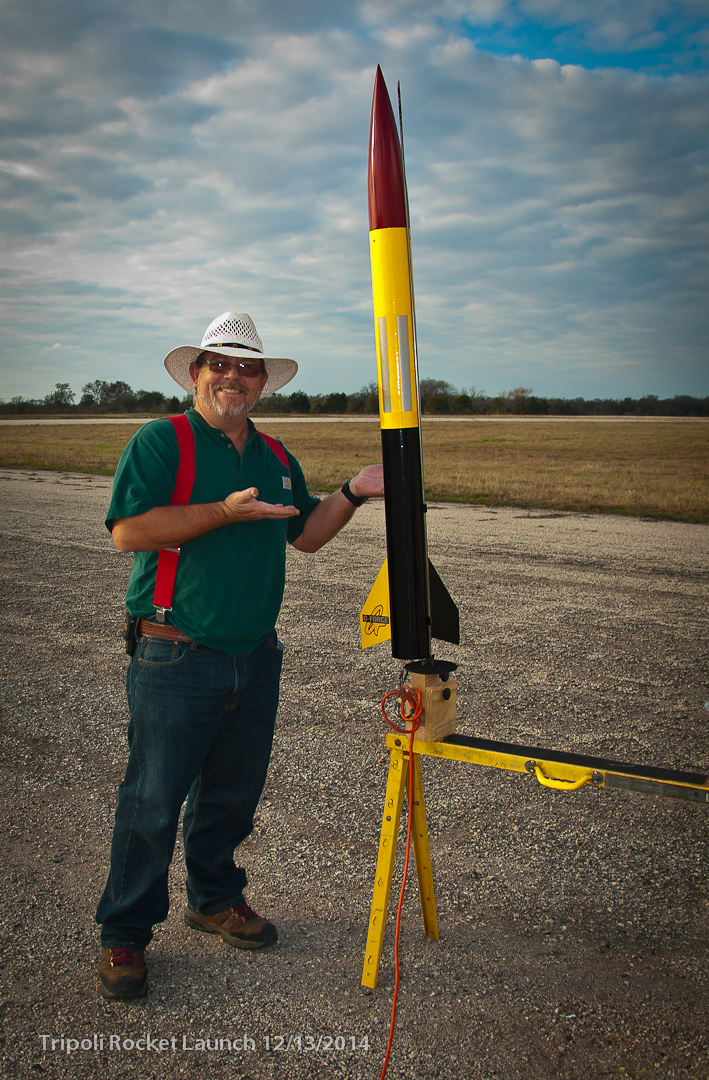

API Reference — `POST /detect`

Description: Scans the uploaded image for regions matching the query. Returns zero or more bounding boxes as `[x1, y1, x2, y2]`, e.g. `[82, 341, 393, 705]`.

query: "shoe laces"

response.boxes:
[230, 902, 257, 923]
[110, 948, 137, 966]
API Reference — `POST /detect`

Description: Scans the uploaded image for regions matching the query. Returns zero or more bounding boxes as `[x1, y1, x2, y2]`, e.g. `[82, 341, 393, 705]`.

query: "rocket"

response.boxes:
[360, 66, 459, 661]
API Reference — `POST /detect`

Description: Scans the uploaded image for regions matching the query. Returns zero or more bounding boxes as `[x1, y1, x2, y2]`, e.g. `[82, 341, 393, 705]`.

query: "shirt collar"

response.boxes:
[187, 408, 257, 447]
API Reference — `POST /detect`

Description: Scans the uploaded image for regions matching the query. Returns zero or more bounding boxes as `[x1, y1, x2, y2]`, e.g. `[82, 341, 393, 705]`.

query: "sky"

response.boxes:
[1, 0, 707, 403]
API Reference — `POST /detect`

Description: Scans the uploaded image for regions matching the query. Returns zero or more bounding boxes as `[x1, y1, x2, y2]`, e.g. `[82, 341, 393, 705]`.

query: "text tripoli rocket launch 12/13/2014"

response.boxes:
[359, 66, 459, 662]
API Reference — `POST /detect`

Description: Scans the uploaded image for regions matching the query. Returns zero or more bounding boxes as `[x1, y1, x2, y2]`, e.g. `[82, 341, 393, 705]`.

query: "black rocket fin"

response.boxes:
[428, 560, 460, 646]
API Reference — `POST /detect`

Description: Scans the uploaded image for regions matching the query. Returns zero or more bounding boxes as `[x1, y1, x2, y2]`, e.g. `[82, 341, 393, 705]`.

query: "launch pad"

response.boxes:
[362, 712, 709, 989]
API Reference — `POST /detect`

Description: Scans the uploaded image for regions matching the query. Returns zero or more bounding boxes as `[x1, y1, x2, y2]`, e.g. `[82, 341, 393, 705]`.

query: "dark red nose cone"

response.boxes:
[367, 65, 407, 231]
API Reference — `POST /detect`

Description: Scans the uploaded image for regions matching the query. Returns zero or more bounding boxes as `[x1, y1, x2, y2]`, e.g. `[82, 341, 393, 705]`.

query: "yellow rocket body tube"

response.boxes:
[370, 227, 420, 431]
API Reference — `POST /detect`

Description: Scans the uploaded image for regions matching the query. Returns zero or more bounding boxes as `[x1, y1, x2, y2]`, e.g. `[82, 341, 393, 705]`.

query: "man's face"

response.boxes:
[190, 352, 268, 418]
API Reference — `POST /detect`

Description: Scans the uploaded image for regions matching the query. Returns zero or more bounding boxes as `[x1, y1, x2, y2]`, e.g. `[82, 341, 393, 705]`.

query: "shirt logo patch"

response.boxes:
[282, 476, 292, 490]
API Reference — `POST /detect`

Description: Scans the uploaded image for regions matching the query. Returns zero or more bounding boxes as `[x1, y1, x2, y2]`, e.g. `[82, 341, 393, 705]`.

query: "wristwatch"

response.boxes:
[341, 479, 368, 507]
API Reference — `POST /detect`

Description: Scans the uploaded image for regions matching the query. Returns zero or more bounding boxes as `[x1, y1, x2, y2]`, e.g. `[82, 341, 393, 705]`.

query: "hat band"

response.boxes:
[206, 341, 263, 354]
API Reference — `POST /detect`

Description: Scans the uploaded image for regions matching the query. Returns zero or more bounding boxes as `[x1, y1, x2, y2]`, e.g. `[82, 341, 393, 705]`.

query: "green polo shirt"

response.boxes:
[106, 410, 320, 655]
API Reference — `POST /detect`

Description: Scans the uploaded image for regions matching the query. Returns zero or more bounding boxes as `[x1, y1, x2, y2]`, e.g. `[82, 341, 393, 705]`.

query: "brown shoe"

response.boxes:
[99, 947, 147, 1000]
[184, 902, 278, 950]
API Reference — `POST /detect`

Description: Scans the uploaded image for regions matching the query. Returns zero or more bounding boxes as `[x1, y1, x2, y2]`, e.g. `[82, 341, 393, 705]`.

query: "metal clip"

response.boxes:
[155, 607, 170, 624]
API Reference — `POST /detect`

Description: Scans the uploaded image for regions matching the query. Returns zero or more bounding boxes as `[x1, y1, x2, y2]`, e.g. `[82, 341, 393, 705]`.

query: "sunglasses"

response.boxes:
[202, 358, 265, 378]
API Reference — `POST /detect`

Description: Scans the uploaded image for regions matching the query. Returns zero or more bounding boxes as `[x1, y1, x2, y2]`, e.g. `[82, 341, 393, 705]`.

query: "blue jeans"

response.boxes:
[96, 631, 283, 950]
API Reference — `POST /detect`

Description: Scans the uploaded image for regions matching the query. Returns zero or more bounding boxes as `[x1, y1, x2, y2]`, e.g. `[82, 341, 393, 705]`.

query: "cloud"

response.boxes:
[0, 1, 707, 403]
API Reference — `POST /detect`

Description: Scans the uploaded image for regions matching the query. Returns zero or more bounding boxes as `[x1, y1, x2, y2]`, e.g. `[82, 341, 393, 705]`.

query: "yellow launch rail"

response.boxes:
[361, 731, 709, 989]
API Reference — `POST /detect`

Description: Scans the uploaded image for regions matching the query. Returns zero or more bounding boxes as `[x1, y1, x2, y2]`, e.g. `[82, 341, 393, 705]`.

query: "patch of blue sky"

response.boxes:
[457, 17, 708, 75]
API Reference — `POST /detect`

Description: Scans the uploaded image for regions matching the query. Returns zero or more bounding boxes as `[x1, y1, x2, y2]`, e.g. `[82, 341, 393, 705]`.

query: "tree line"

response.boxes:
[0, 380, 192, 415]
[1, 379, 707, 417]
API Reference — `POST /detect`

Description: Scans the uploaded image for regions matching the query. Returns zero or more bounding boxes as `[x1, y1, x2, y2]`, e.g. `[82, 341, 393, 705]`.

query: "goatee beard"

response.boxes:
[195, 388, 260, 418]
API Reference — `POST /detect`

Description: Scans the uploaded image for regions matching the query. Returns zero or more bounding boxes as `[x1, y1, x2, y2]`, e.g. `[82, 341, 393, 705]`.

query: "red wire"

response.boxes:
[379, 686, 422, 1080]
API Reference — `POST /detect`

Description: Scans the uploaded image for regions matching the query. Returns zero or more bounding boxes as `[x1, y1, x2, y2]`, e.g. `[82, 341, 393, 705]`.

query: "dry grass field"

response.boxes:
[1, 418, 708, 521]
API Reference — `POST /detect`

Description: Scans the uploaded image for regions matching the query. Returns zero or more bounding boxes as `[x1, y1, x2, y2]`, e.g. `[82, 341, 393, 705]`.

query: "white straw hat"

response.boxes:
[164, 311, 298, 397]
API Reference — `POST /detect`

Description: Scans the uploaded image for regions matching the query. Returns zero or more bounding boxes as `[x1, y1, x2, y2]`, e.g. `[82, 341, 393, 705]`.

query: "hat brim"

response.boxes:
[164, 345, 298, 398]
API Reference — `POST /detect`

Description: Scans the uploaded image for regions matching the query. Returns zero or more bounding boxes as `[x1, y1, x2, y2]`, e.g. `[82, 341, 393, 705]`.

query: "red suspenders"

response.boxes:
[257, 429, 290, 470]
[153, 415, 195, 621]
[152, 415, 291, 623]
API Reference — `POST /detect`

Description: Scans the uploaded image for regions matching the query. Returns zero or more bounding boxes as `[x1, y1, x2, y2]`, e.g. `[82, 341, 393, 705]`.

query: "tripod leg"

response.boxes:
[406, 751, 439, 940]
[361, 745, 407, 988]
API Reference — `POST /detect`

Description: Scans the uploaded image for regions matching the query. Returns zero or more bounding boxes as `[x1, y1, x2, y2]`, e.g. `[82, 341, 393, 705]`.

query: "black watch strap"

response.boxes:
[341, 479, 368, 507]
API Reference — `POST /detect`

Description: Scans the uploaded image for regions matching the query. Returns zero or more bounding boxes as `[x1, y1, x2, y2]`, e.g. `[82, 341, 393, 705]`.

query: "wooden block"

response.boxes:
[408, 673, 457, 742]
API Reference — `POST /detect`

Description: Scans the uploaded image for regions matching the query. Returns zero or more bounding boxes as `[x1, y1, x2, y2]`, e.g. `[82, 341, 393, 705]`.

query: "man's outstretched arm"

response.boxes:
[111, 489, 300, 552]
[291, 465, 384, 554]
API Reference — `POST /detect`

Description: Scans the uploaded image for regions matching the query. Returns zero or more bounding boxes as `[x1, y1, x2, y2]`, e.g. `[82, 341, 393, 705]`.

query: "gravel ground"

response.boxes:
[1, 466, 708, 1080]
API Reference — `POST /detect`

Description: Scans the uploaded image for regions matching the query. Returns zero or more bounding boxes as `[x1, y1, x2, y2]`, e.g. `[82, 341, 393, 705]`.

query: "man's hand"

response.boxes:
[222, 488, 300, 522]
[349, 464, 385, 501]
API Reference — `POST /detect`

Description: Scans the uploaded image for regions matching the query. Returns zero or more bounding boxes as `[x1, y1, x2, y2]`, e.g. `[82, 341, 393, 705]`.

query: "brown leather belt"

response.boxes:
[137, 619, 193, 643]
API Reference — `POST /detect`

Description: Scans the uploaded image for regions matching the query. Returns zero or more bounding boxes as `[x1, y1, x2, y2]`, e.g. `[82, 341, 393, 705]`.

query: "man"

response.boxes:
[96, 311, 383, 1000]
